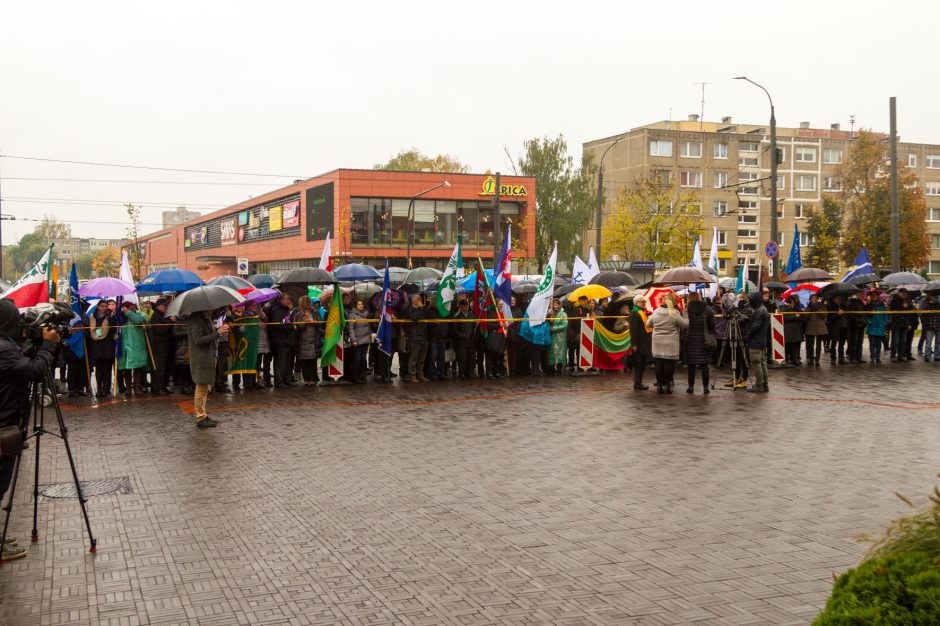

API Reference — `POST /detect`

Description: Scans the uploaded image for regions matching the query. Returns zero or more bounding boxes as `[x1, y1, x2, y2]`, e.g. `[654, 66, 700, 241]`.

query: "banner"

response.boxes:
[283, 200, 300, 228]
[580, 318, 631, 371]
[269, 206, 283, 232]
[525, 241, 557, 326]
[220, 217, 237, 246]
[321, 285, 345, 366]
[227, 315, 260, 374]
[319, 232, 333, 271]
[120, 250, 139, 304]
[435, 239, 462, 316]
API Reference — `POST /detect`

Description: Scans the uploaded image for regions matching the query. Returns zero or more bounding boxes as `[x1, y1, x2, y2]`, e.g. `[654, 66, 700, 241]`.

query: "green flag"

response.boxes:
[228, 315, 260, 375]
[435, 238, 463, 316]
[321, 286, 346, 366]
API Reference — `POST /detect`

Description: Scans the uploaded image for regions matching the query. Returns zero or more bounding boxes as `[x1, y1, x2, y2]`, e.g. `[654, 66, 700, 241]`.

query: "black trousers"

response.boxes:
[94, 358, 114, 393]
[633, 360, 648, 386]
[272, 346, 293, 386]
[805, 335, 824, 362]
[152, 348, 173, 391]
[65, 350, 88, 392]
[785, 341, 802, 365]
[687, 363, 709, 388]
[829, 327, 846, 361]
[846, 326, 865, 362]
[485, 349, 504, 378]
[653, 358, 676, 389]
[299, 358, 318, 383]
[256, 352, 272, 383]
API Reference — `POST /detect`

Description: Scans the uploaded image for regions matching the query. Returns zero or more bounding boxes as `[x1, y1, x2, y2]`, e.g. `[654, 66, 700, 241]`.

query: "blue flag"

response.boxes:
[66, 263, 85, 359]
[376, 261, 393, 356]
[785, 223, 802, 287]
[841, 246, 874, 283]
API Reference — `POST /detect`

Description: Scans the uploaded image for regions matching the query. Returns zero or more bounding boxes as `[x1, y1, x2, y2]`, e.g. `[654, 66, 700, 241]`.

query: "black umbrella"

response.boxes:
[882, 271, 927, 287]
[847, 273, 881, 286]
[511, 282, 539, 294]
[817, 282, 860, 301]
[923, 279, 940, 295]
[554, 283, 581, 297]
[165, 285, 244, 317]
[784, 267, 831, 283]
[248, 273, 277, 288]
[764, 281, 790, 292]
[276, 267, 335, 286]
[590, 270, 639, 287]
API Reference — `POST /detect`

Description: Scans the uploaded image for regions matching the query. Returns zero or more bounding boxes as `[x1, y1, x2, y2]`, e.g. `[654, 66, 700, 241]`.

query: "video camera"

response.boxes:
[20, 302, 75, 342]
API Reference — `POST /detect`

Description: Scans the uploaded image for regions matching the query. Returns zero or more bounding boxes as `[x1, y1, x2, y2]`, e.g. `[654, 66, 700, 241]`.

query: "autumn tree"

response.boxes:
[835, 130, 930, 270]
[125, 203, 144, 280]
[33, 215, 71, 242]
[73, 253, 95, 279]
[374, 149, 469, 173]
[803, 198, 842, 271]
[91, 247, 120, 277]
[602, 175, 702, 267]
[517, 135, 596, 270]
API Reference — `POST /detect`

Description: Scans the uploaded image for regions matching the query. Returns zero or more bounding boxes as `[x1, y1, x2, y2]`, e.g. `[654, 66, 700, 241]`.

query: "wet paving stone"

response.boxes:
[1, 363, 938, 624]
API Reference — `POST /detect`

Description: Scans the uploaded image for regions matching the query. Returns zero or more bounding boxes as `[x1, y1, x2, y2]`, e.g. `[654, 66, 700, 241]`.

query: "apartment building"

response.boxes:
[52, 237, 125, 265]
[584, 117, 940, 277]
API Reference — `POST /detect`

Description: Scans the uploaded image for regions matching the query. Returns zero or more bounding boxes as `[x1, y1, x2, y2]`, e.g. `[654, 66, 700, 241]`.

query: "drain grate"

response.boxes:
[39, 477, 133, 500]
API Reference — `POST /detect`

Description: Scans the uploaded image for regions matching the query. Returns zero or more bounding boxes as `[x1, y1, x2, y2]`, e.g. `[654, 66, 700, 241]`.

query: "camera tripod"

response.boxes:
[712, 311, 752, 391]
[1, 365, 97, 562]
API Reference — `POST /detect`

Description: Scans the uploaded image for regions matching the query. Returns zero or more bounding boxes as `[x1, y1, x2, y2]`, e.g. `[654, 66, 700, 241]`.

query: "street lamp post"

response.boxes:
[734, 76, 779, 280]
[595, 136, 625, 264]
[406, 181, 450, 269]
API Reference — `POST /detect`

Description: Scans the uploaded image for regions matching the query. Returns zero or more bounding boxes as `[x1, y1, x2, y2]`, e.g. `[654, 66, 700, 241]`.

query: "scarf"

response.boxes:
[634, 306, 652, 333]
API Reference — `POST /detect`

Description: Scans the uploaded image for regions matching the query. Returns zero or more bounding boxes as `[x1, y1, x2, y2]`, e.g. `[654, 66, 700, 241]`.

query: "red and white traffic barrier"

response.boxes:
[328, 344, 344, 378]
[579, 319, 594, 368]
[771, 313, 785, 363]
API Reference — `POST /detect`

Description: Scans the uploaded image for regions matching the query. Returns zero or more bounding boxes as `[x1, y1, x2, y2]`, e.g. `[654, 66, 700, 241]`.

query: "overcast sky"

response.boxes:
[1, 0, 935, 246]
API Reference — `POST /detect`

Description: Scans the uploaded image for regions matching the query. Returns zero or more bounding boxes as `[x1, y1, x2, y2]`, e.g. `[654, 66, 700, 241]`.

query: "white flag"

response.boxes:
[588, 246, 600, 279]
[525, 242, 557, 326]
[434, 239, 462, 316]
[120, 250, 139, 304]
[689, 238, 703, 293]
[707, 227, 719, 299]
[572, 256, 591, 285]
[318, 232, 332, 271]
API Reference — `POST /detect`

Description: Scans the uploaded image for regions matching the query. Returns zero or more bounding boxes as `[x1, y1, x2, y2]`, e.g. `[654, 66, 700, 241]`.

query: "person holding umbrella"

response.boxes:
[865, 291, 888, 364]
[187, 310, 228, 427]
[844, 292, 868, 364]
[684, 292, 715, 393]
[889, 288, 914, 362]
[148, 298, 175, 394]
[87, 300, 116, 398]
[645, 291, 688, 394]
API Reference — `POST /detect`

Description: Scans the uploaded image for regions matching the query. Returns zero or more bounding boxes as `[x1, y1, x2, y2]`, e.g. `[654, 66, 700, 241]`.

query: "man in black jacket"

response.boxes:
[406, 295, 429, 382]
[148, 298, 175, 394]
[267, 293, 296, 388]
[451, 298, 475, 379]
[0, 298, 59, 561]
[745, 292, 770, 393]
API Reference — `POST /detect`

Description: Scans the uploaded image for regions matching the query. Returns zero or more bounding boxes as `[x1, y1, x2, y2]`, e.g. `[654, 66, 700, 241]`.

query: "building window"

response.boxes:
[738, 229, 757, 238]
[714, 143, 728, 159]
[823, 148, 843, 164]
[797, 175, 817, 191]
[929, 208, 940, 221]
[739, 141, 759, 152]
[794, 203, 811, 218]
[738, 214, 758, 223]
[350, 198, 370, 244]
[650, 140, 673, 157]
[799, 232, 815, 246]
[714, 172, 728, 188]
[736, 256, 758, 265]
[653, 169, 672, 186]
[738, 242, 758, 252]
[717, 259, 727, 271]
[779, 233, 785, 247]
[795, 147, 817, 163]
[777, 176, 785, 190]
[776, 206, 785, 218]
[928, 155, 940, 169]
[931, 233, 940, 248]
[680, 141, 702, 158]
[713, 201, 727, 216]
[823, 176, 842, 192]
[739, 156, 759, 167]
[716, 230, 727, 246]
[738, 200, 758, 210]
[689, 202, 702, 214]
[926, 182, 940, 196]
[679, 171, 702, 187]
[930, 260, 940, 275]
[908, 153, 917, 167]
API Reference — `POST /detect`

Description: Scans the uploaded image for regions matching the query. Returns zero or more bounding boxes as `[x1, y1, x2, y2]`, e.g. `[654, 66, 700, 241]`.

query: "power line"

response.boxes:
[1, 177, 279, 186]
[2, 196, 226, 208]
[7, 215, 165, 226]
[0, 154, 305, 178]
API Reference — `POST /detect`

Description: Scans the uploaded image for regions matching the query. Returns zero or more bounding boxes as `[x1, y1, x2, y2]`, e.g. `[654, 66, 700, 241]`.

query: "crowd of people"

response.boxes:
[39, 282, 939, 410]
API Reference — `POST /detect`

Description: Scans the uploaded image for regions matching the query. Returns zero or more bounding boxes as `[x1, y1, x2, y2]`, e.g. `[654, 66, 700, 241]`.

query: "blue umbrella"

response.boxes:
[248, 273, 277, 288]
[458, 269, 495, 290]
[136, 268, 205, 294]
[334, 263, 382, 282]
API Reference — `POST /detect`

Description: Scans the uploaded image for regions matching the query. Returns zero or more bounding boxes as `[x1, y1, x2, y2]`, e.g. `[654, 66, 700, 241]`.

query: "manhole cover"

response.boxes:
[39, 477, 133, 499]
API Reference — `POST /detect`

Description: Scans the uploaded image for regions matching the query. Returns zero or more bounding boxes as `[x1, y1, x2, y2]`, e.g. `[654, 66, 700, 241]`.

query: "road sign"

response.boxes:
[237, 258, 249, 275]
[764, 241, 779, 259]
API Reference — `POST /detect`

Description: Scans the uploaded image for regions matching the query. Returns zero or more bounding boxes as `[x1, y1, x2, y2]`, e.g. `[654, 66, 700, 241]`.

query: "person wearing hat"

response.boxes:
[0, 298, 60, 561]
[148, 297, 175, 394]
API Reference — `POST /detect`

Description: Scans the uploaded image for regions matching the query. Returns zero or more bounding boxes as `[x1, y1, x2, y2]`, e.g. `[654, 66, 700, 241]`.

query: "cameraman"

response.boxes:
[0, 298, 59, 561]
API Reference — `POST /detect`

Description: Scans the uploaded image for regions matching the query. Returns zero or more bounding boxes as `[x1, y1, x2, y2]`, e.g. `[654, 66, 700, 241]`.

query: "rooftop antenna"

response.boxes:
[695, 82, 711, 130]
[850, 115, 856, 135]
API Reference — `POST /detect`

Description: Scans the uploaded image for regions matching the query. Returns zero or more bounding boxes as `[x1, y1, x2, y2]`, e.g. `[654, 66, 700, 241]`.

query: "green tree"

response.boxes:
[91, 246, 120, 277]
[8, 232, 49, 274]
[374, 149, 469, 173]
[602, 175, 702, 267]
[517, 135, 596, 270]
[803, 198, 842, 271]
[73, 253, 95, 279]
[836, 130, 930, 270]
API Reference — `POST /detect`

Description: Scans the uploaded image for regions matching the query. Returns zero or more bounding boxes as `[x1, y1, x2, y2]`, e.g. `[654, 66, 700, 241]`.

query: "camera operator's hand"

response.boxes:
[42, 327, 60, 343]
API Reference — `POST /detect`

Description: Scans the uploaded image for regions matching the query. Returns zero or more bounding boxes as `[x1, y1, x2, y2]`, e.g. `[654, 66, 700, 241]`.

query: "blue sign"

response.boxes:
[764, 241, 779, 259]
[631, 261, 656, 270]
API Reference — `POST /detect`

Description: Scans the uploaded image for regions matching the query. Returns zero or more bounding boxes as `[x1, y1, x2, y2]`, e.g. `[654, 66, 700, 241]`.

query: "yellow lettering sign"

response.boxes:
[478, 176, 528, 198]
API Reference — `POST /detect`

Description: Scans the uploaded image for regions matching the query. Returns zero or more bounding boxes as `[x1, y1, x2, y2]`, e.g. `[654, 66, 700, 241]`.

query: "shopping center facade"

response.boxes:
[132, 169, 536, 279]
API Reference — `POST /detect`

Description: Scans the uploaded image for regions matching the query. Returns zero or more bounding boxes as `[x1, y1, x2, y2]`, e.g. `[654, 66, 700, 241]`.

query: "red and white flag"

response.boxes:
[1, 246, 53, 309]
[318, 231, 333, 272]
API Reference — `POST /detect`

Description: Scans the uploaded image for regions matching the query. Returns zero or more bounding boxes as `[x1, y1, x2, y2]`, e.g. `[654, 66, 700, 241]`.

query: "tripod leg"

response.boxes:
[0, 454, 23, 566]
[31, 386, 42, 543]
[45, 374, 96, 553]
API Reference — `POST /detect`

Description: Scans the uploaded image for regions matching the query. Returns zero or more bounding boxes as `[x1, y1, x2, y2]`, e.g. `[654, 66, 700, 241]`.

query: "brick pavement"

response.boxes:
[1, 363, 938, 625]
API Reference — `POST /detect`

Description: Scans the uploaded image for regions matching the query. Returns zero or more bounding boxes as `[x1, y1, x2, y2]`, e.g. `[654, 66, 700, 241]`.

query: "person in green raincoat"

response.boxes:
[548, 298, 568, 375]
[118, 301, 152, 395]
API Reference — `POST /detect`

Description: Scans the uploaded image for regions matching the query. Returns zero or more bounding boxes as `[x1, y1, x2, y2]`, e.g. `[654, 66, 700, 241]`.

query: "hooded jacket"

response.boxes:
[0, 298, 57, 428]
[745, 292, 769, 349]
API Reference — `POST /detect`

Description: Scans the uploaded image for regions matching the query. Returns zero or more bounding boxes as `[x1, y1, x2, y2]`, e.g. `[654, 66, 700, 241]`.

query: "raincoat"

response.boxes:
[118, 309, 150, 370]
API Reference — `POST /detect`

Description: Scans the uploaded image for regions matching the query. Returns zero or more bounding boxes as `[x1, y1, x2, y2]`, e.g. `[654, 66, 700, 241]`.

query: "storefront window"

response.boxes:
[435, 201, 457, 245]
[370, 198, 390, 245]
[498, 202, 519, 238]
[479, 205, 496, 246]
[390, 199, 410, 244]
[350, 198, 369, 245]
[412, 200, 435, 245]
[458, 202, 480, 244]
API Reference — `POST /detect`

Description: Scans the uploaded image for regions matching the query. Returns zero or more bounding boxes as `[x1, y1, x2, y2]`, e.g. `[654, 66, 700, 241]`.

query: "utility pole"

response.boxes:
[492, 172, 501, 264]
[596, 136, 625, 264]
[890, 97, 900, 273]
